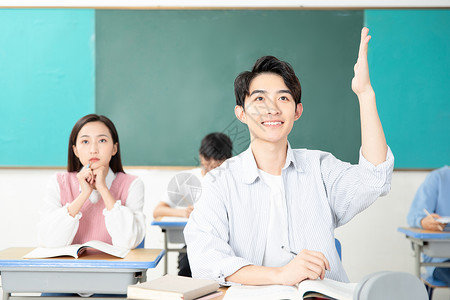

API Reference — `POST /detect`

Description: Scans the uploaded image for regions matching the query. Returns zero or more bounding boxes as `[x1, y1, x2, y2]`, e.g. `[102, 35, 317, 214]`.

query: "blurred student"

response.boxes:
[153, 132, 233, 277]
[407, 166, 450, 285]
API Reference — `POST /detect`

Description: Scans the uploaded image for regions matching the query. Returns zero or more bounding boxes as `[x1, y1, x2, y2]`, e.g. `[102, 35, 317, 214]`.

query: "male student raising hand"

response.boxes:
[184, 28, 394, 286]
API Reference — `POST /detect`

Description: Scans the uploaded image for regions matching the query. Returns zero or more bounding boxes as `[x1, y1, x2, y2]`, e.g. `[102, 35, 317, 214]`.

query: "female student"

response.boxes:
[38, 114, 145, 249]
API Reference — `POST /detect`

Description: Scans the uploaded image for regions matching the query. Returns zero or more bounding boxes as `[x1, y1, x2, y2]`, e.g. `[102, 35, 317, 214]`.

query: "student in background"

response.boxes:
[184, 28, 394, 285]
[38, 114, 145, 249]
[407, 166, 450, 285]
[153, 132, 233, 277]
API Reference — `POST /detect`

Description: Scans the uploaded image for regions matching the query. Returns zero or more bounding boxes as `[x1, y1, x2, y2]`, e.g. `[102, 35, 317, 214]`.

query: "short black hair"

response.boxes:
[199, 132, 233, 161]
[234, 55, 302, 108]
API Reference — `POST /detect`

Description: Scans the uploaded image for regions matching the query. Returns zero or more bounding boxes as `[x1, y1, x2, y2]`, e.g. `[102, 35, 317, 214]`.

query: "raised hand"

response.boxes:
[352, 27, 373, 97]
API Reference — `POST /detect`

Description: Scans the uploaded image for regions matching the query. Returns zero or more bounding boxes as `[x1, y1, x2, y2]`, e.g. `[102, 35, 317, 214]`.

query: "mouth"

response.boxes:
[261, 121, 284, 127]
[89, 158, 100, 163]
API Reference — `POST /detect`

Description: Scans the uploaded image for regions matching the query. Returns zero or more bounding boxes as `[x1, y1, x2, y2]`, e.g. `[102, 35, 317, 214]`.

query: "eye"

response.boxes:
[280, 96, 289, 101]
[81, 140, 88, 144]
[255, 96, 264, 101]
[99, 138, 107, 143]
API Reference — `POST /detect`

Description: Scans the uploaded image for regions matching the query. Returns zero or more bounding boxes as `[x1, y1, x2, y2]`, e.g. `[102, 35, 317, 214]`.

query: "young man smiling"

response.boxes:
[184, 28, 394, 285]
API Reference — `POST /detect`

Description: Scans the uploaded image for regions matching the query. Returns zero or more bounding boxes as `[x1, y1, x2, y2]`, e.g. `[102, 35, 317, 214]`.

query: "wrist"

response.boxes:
[356, 88, 375, 100]
[96, 185, 109, 194]
[271, 267, 285, 285]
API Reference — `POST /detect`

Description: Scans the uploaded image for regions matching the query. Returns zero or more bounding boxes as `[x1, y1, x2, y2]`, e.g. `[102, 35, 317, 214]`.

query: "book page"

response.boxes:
[82, 240, 130, 258]
[223, 285, 298, 300]
[23, 244, 81, 259]
[297, 278, 356, 300]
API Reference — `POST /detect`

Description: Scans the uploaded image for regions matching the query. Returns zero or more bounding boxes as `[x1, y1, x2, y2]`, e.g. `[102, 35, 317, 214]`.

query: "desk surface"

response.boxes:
[398, 227, 450, 239]
[0, 248, 165, 269]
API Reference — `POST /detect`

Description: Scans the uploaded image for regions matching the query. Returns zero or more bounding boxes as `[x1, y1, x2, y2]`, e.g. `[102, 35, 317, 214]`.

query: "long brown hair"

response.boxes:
[67, 114, 124, 173]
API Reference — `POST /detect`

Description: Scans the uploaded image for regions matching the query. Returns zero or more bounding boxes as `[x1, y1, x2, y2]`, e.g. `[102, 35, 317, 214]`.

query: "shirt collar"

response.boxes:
[241, 142, 304, 185]
[104, 167, 115, 189]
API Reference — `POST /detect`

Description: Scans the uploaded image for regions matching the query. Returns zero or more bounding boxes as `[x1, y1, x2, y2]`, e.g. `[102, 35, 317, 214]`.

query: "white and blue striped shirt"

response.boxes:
[184, 143, 394, 285]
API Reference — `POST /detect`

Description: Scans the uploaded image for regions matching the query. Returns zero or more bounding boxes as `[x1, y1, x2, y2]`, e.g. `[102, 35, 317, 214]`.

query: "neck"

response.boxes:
[250, 138, 288, 176]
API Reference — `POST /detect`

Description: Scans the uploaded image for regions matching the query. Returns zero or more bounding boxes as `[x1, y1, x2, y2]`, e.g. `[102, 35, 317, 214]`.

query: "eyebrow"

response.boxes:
[249, 89, 292, 96]
[79, 134, 110, 139]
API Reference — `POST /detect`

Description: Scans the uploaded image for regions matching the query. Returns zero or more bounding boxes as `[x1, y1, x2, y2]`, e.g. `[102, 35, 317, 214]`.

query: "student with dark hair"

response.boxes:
[38, 114, 145, 249]
[185, 28, 394, 285]
[153, 132, 233, 277]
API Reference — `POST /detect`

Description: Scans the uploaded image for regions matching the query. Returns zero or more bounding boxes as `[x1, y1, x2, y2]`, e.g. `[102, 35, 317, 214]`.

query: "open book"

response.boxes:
[127, 274, 220, 300]
[223, 278, 357, 300]
[23, 240, 130, 259]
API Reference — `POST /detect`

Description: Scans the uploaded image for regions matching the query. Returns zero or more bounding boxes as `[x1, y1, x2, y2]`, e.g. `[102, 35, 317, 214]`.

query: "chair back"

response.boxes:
[335, 238, 342, 260]
[136, 239, 145, 249]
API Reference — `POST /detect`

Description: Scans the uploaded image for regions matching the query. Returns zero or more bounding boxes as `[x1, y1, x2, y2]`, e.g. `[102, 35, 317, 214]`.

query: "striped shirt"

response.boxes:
[184, 143, 394, 285]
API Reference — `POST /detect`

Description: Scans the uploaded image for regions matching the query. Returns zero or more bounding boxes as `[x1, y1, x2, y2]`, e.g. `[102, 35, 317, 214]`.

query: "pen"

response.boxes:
[423, 208, 435, 220]
[281, 245, 297, 256]
[424, 208, 444, 231]
[85, 163, 90, 169]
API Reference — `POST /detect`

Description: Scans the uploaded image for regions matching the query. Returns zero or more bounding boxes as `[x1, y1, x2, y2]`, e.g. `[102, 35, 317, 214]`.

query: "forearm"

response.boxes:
[358, 89, 387, 166]
[67, 192, 90, 217]
[226, 265, 283, 285]
[38, 204, 80, 247]
[153, 205, 186, 218]
[98, 187, 117, 211]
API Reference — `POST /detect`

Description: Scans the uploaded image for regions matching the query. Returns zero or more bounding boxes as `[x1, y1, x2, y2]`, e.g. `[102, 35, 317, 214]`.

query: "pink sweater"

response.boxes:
[57, 172, 137, 244]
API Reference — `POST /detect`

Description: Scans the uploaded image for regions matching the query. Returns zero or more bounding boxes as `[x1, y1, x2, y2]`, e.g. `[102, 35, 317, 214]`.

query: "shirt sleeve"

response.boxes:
[321, 146, 395, 227]
[103, 177, 146, 249]
[37, 174, 81, 247]
[184, 177, 253, 285]
[407, 171, 439, 228]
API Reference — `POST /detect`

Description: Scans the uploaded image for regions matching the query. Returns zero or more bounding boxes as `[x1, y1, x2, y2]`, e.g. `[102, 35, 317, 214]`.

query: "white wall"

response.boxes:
[0, 168, 448, 298]
[0, 0, 449, 7]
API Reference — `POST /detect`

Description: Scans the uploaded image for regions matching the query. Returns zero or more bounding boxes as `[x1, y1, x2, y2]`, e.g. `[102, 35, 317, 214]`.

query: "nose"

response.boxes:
[90, 142, 99, 154]
[265, 96, 280, 115]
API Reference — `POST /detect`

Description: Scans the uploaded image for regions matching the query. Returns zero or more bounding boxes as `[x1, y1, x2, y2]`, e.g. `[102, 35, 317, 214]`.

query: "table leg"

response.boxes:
[163, 229, 168, 275]
[414, 242, 421, 277]
[3, 291, 10, 300]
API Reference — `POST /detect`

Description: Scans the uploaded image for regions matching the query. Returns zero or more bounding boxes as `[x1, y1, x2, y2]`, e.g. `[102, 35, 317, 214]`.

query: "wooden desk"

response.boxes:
[151, 218, 187, 274]
[398, 227, 450, 277]
[0, 248, 164, 300]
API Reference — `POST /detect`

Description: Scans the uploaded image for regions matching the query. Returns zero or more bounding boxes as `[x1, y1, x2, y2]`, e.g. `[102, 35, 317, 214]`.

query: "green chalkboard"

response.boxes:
[96, 10, 363, 166]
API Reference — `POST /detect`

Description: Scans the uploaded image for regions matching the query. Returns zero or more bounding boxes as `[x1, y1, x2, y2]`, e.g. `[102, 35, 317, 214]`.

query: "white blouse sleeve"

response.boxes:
[37, 174, 81, 247]
[103, 177, 146, 249]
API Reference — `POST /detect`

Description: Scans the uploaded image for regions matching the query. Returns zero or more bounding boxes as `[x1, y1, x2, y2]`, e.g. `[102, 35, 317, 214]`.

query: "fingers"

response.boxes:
[421, 215, 445, 231]
[295, 250, 330, 280]
[358, 27, 370, 57]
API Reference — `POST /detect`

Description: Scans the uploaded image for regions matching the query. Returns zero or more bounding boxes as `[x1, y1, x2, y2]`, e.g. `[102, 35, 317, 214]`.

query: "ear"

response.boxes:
[112, 143, 118, 156]
[294, 103, 303, 121]
[234, 105, 247, 124]
[72, 145, 79, 158]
